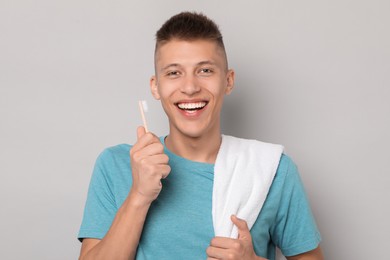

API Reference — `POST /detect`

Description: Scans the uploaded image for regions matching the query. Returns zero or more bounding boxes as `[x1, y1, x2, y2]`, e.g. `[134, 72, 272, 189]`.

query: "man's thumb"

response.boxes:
[137, 126, 146, 139]
[231, 215, 250, 239]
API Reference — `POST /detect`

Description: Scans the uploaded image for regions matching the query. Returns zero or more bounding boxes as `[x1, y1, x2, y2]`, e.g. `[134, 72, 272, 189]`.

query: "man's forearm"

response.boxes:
[80, 191, 151, 260]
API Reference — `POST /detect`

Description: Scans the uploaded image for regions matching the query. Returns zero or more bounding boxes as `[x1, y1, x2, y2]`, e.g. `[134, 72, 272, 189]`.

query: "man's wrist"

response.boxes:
[126, 190, 153, 210]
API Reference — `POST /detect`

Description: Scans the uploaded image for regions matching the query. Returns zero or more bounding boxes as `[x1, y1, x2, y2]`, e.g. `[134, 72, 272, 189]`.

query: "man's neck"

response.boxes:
[165, 131, 222, 164]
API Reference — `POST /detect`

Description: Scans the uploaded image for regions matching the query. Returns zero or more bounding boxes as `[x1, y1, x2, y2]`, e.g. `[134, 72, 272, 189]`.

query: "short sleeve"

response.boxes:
[78, 149, 118, 241]
[270, 156, 321, 256]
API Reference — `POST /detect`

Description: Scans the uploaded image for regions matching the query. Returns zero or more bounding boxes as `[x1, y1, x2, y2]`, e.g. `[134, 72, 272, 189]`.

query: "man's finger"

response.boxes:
[206, 245, 227, 258]
[159, 164, 171, 179]
[209, 236, 235, 249]
[231, 215, 250, 239]
[137, 126, 146, 140]
[131, 127, 160, 154]
[137, 143, 165, 157]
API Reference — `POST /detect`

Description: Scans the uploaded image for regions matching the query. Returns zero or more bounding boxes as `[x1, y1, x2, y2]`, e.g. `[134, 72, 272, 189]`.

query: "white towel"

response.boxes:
[212, 135, 284, 238]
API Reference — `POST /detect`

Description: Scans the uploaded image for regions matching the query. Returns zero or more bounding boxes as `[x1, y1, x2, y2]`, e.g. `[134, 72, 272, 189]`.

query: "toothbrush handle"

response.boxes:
[138, 101, 149, 133]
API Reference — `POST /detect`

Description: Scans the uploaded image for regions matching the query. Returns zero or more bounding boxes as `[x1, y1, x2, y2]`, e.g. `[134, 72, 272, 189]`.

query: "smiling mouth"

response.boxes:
[176, 101, 208, 112]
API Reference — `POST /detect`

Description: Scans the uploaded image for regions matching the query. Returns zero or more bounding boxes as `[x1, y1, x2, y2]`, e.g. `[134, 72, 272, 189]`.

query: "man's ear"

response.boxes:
[225, 69, 235, 95]
[150, 76, 161, 100]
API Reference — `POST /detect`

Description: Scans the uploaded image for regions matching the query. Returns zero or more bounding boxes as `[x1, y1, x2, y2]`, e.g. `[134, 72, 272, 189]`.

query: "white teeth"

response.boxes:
[177, 102, 207, 110]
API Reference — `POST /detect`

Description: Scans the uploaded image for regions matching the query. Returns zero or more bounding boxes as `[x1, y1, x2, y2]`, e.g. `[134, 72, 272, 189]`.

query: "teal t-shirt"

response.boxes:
[78, 137, 321, 259]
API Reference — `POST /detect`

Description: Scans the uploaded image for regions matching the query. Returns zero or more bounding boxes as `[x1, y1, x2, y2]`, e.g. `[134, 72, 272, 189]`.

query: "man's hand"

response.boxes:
[129, 126, 171, 205]
[206, 215, 267, 260]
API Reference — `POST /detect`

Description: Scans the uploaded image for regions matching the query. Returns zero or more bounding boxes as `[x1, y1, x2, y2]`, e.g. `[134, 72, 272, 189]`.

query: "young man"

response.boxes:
[78, 12, 323, 260]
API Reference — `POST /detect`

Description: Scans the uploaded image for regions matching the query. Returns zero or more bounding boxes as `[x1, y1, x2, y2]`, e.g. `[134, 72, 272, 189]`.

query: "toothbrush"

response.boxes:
[138, 100, 149, 133]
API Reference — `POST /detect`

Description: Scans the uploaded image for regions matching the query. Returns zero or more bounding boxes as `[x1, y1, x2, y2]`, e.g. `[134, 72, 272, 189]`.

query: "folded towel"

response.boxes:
[212, 135, 284, 238]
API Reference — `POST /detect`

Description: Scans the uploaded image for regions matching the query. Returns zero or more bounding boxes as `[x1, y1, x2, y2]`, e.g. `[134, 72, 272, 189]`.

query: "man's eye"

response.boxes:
[167, 71, 180, 77]
[199, 68, 212, 74]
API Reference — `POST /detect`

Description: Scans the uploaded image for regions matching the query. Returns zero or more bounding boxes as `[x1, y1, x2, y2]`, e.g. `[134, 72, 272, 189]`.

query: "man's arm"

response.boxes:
[79, 127, 170, 260]
[286, 246, 323, 260]
[79, 192, 150, 259]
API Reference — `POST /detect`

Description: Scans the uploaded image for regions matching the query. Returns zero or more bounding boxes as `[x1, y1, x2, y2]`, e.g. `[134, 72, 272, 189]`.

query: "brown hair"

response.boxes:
[154, 12, 227, 67]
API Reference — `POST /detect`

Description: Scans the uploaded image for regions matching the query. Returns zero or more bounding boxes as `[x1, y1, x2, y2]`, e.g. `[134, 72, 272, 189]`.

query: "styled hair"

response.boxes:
[154, 12, 227, 67]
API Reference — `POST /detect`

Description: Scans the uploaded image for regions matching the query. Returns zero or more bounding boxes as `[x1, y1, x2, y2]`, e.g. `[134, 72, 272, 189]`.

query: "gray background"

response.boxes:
[1, 1, 389, 259]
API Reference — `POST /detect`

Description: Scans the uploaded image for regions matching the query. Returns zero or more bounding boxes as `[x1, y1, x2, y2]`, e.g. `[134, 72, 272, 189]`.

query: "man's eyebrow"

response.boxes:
[197, 60, 217, 66]
[159, 60, 217, 73]
[160, 63, 180, 72]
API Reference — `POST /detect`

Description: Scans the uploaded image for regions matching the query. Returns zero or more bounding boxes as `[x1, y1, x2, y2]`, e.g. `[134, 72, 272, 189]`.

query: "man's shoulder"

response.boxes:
[102, 144, 132, 154]
[274, 153, 300, 184]
[91, 144, 132, 184]
[103, 143, 131, 154]
[95, 143, 131, 165]
[278, 153, 296, 170]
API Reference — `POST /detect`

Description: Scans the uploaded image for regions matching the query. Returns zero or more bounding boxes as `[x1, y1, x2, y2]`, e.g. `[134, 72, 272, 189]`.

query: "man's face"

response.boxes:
[150, 39, 234, 139]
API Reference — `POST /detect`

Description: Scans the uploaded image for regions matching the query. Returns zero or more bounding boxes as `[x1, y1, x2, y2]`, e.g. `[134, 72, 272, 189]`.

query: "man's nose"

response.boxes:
[180, 75, 201, 95]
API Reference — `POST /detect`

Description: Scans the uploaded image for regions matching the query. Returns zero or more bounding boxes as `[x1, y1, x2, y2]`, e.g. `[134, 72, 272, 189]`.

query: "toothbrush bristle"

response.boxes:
[141, 100, 148, 112]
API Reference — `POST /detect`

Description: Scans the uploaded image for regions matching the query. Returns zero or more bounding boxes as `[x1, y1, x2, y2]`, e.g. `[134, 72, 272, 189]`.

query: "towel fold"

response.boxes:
[212, 135, 284, 238]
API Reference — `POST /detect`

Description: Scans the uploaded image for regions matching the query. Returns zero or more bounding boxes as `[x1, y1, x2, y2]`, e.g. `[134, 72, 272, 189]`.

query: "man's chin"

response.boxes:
[170, 127, 203, 139]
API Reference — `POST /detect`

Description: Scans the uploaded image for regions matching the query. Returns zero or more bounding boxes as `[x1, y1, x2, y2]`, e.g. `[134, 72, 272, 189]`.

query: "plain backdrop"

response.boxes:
[1, 1, 389, 259]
